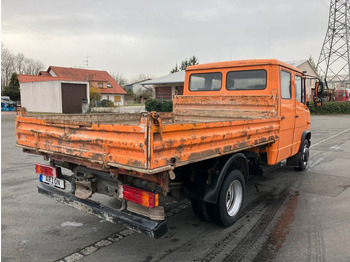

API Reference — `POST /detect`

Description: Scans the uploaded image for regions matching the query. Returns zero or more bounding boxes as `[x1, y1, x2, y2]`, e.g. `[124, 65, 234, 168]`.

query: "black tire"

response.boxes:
[294, 139, 310, 171]
[191, 198, 204, 219]
[191, 198, 214, 222]
[215, 170, 245, 227]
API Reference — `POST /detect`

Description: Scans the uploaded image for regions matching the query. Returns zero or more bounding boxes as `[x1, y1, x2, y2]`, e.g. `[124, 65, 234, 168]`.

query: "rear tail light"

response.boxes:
[122, 185, 158, 208]
[35, 163, 58, 178]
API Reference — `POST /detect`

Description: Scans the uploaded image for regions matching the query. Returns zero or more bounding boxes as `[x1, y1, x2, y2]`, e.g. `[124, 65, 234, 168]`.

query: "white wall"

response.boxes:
[101, 94, 124, 106]
[297, 62, 318, 100]
[20, 81, 89, 113]
[20, 81, 62, 113]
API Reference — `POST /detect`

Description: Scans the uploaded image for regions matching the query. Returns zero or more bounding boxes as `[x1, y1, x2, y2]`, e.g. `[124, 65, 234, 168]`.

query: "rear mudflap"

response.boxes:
[37, 184, 168, 239]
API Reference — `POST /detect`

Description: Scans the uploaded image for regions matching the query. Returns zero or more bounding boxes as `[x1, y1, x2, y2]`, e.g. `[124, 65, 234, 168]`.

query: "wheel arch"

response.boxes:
[287, 130, 311, 167]
[202, 153, 248, 204]
[301, 130, 311, 150]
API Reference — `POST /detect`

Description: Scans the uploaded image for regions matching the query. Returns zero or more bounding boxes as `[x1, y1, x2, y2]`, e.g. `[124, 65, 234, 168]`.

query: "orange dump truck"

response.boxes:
[16, 59, 312, 238]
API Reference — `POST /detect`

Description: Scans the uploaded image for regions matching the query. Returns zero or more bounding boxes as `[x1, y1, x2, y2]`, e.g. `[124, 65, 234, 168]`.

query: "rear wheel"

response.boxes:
[295, 139, 309, 171]
[191, 198, 204, 219]
[215, 170, 245, 227]
[191, 198, 213, 221]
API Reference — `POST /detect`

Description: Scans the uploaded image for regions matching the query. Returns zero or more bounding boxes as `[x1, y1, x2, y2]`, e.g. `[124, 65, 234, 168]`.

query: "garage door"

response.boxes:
[61, 83, 87, 114]
[156, 86, 172, 100]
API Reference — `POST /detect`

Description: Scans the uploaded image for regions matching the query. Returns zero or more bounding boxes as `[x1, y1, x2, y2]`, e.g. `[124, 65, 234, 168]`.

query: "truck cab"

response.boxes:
[184, 59, 311, 167]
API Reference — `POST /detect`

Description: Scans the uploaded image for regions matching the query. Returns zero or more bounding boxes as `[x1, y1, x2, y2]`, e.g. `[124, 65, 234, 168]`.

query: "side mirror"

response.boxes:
[315, 82, 324, 98]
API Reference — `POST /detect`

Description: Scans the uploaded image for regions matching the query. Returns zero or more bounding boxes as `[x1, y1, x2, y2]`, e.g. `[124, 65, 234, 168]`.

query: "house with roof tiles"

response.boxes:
[18, 66, 126, 113]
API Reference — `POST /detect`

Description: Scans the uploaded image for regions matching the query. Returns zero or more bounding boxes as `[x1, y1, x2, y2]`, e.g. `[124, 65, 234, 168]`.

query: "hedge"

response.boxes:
[308, 102, 350, 114]
[145, 99, 173, 112]
[98, 99, 114, 107]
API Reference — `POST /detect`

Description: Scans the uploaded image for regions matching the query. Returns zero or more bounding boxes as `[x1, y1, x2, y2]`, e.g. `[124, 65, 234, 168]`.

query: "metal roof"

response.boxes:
[141, 70, 185, 86]
[285, 60, 308, 67]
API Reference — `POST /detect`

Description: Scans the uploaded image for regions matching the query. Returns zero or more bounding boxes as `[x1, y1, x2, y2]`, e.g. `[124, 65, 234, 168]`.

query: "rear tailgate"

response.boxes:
[16, 112, 150, 170]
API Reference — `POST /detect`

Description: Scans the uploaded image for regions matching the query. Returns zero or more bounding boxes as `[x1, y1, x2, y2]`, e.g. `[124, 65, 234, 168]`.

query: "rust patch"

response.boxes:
[127, 159, 144, 168]
[258, 137, 267, 144]
[223, 145, 232, 152]
[240, 130, 248, 137]
[176, 144, 185, 153]
[187, 149, 217, 162]
[91, 153, 102, 161]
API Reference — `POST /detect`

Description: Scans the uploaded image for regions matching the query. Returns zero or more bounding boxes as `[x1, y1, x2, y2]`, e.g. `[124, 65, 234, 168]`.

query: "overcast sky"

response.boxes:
[1, 0, 330, 80]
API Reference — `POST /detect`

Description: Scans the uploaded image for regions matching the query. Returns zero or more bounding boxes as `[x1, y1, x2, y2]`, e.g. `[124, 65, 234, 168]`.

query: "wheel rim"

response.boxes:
[302, 143, 309, 166]
[225, 180, 243, 217]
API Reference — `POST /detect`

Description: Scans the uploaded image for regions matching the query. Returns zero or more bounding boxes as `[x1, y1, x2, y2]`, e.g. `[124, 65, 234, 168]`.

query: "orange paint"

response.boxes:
[16, 59, 310, 175]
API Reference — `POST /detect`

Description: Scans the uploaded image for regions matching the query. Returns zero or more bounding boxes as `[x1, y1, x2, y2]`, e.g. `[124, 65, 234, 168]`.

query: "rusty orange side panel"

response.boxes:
[150, 94, 280, 169]
[150, 118, 279, 169]
[16, 95, 280, 174]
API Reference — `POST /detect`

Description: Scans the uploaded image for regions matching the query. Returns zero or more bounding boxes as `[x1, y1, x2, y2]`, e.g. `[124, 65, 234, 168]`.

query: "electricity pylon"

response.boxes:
[317, 0, 350, 88]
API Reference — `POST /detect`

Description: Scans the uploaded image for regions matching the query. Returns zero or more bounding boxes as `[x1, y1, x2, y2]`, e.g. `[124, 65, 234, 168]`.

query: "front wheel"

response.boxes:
[216, 170, 245, 227]
[295, 139, 309, 171]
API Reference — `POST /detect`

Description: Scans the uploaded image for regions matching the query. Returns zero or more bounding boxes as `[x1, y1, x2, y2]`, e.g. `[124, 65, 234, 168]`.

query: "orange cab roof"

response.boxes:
[186, 59, 302, 73]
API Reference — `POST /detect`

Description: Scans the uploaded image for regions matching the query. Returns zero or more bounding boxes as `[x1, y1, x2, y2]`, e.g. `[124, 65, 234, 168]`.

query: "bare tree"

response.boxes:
[110, 72, 129, 87]
[23, 58, 44, 75]
[15, 53, 26, 74]
[1, 43, 44, 89]
[130, 73, 155, 84]
[1, 43, 15, 88]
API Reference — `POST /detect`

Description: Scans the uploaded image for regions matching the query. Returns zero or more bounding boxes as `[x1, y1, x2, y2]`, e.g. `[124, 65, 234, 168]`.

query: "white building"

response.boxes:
[18, 66, 126, 113]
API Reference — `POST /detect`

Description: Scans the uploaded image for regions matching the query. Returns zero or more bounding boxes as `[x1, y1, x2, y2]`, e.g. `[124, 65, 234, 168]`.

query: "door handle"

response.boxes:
[295, 115, 299, 118]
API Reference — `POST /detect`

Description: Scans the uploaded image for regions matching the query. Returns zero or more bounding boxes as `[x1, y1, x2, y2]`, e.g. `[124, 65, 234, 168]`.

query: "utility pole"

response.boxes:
[317, 0, 350, 89]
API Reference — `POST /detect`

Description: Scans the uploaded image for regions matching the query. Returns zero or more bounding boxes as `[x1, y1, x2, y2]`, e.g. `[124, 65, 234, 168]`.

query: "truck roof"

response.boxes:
[186, 59, 303, 73]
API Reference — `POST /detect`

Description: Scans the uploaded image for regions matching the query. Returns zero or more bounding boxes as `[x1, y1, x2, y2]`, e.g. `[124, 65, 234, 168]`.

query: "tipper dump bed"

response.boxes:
[16, 94, 280, 174]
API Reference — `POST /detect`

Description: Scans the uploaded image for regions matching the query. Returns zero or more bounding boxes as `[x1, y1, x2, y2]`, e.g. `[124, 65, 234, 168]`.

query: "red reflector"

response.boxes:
[122, 185, 158, 208]
[35, 163, 57, 178]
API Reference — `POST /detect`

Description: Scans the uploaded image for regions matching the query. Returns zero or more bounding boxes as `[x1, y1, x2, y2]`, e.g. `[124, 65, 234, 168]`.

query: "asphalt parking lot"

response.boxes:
[2, 112, 350, 262]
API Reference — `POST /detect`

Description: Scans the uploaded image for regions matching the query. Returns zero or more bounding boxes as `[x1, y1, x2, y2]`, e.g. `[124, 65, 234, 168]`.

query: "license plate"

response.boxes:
[40, 174, 65, 189]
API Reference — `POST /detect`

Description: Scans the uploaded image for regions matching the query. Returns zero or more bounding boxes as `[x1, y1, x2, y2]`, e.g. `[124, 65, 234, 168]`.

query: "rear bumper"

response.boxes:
[37, 184, 168, 239]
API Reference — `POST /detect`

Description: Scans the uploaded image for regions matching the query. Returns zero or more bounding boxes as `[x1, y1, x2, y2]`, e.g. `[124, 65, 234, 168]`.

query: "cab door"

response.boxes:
[292, 74, 310, 155]
[277, 69, 296, 162]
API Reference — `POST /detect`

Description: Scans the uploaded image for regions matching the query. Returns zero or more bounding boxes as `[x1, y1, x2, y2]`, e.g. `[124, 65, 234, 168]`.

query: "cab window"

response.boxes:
[226, 70, 266, 90]
[295, 75, 305, 103]
[189, 73, 222, 91]
[281, 70, 291, 99]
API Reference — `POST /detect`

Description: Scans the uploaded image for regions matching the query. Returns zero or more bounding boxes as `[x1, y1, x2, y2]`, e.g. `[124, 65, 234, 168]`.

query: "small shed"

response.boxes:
[18, 75, 88, 114]
[18, 66, 126, 113]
